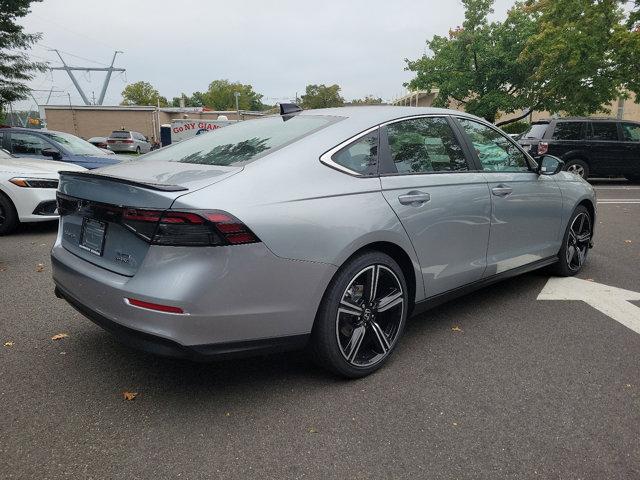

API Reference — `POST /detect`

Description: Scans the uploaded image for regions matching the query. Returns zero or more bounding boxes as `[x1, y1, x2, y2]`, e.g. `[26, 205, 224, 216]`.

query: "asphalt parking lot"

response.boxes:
[1, 181, 639, 480]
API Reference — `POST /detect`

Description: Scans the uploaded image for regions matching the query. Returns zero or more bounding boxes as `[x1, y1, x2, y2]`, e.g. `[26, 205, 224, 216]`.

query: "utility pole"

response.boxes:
[234, 92, 241, 121]
[50, 49, 125, 106]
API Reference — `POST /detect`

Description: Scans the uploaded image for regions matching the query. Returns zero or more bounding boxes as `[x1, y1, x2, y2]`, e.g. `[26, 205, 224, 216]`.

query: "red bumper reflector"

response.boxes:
[126, 298, 184, 314]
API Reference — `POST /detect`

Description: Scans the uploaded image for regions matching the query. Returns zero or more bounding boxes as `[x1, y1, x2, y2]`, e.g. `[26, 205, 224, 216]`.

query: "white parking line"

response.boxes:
[594, 187, 640, 190]
[597, 200, 640, 204]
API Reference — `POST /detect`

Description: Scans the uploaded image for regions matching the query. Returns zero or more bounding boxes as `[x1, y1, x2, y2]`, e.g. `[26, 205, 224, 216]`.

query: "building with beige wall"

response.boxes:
[393, 90, 640, 123]
[41, 105, 264, 141]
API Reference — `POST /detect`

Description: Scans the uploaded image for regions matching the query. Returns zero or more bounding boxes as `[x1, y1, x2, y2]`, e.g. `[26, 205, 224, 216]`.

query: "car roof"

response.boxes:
[298, 105, 476, 123]
[1, 127, 70, 135]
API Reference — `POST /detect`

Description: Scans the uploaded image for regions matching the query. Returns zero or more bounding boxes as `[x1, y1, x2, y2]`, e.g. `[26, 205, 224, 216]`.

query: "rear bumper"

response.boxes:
[54, 283, 309, 360]
[108, 144, 137, 152]
[51, 239, 336, 356]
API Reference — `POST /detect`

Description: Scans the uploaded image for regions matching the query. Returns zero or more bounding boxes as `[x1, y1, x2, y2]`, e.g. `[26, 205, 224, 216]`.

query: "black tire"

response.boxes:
[0, 192, 18, 235]
[550, 205, 592, 276]
[311, 251, 409, 378]
[563, 159, 589, 179]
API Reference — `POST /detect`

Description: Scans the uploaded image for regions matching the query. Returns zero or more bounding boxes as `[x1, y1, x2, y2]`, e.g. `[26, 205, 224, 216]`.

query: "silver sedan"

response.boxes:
[52, 106, 596, 377]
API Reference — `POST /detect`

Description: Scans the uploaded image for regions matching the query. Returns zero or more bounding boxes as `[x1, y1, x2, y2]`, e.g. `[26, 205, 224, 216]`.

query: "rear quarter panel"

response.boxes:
[171, 132, 427, 301]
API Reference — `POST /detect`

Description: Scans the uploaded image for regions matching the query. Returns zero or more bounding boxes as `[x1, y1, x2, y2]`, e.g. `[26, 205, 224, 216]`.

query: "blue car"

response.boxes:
[0, 127, 122, 169]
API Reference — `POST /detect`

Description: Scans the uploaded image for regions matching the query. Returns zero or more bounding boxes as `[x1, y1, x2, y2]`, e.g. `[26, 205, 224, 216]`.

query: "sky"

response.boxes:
[14, 0, 518, 110]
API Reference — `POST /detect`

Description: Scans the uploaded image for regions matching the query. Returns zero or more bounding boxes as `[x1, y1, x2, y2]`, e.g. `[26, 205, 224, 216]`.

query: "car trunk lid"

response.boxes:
[57, 162, 242, 276]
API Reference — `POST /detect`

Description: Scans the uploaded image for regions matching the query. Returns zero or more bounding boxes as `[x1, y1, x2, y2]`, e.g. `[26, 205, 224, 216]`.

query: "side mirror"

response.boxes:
[538, 155, 564, 175]
[41, 147, 62, 160]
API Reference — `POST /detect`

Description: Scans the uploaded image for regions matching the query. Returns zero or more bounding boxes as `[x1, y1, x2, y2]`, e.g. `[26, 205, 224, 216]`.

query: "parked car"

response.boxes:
[107, 130, 151, 154]
[0, 127, 121, 169]
[518, 117, 640, 181]
[51, 106, 595, 378]
[0, 147, 86, 234]
[86, 136, 116, 156]
[86, 136, 108, 149]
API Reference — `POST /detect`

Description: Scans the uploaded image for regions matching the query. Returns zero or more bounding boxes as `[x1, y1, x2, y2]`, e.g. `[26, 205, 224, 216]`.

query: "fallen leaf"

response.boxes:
[225, 412, 231, 417]
[624, 240, 632, 244]
[451, 326, 462, 332]
[35, 263, 45, 272]
[585, 278, 595, 282]
[308, 427, 318, 433]
[4, 341, 14, 347]
[51, 333, 69, 341]
[625, 384, 632, 388]
[453, 422, 458, 426]
[123, 391, 138, 401]
[0, 266, 6, 272]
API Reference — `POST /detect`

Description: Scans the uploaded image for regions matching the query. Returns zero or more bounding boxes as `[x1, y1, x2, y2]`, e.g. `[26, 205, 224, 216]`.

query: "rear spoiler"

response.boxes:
[59, 171, 188, 192]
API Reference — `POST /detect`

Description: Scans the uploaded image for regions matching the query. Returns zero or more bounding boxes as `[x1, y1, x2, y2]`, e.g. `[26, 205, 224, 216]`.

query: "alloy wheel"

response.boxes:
[336, 264, 405, 367]
[566, 212, 591, 271]
[566, 164, 585, 178]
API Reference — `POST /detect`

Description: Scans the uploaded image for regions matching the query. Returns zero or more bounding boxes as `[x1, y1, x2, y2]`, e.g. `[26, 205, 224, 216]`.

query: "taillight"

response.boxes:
[121, 209, 259, 247]
[538, 142, 548, 155]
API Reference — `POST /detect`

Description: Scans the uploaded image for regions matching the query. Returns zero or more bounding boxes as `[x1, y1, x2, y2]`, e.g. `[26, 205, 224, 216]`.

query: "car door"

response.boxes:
[620, 122, 640, 176]
[379, 115, 491, 297]
[455, 117, 563, 276]
[587, 121, 627, 176]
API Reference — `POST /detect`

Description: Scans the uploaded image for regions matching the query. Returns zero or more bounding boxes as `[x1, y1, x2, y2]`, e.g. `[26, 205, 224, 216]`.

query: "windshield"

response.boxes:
[521, 123, 548, 140]
[41, 131, 106, 156]
[141, 115, 339, 166]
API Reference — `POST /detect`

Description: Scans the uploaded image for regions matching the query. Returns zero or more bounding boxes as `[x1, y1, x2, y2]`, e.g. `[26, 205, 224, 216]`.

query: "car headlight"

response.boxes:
[9, 177, 59, 189]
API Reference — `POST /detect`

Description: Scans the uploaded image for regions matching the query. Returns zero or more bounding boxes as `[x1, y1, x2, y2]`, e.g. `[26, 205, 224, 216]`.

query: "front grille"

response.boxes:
[32, 200, 58, 216]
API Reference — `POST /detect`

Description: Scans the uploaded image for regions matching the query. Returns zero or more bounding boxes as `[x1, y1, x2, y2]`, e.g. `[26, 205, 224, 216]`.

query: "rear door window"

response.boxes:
[385, 117, 469, 174]
[552, 122, 586, 140]
[10, 132, 48, 155]
[621, 123, 640, 142]
[331, 130, 378, 175]
[591, 122, 619, 141]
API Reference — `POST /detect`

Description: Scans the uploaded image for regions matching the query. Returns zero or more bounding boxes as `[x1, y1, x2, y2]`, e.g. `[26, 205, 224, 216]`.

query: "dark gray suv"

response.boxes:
[518, 118, 640, 181]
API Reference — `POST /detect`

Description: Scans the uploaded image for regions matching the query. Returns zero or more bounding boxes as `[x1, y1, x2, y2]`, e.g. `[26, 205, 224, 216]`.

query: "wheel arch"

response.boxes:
[331, 240, 420, 316]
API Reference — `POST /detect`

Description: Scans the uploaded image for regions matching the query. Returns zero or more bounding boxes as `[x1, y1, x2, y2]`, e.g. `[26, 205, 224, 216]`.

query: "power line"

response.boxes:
[30, 12, 120, 52]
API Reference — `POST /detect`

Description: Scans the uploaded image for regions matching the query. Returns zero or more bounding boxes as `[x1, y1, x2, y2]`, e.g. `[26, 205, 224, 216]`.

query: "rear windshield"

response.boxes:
[140, 115, 339, 166]
[110, 131, 131, 139]
[521, 123, 548, 140]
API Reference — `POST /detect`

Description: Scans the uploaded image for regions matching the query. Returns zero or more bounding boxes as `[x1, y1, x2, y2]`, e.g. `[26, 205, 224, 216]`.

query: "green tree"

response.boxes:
[171, 91, 206, 108]
[201, 80, 265, 111]
[300, 84, 344, 109]
[0, 0, 48, 116]
[121, 81, 168, 106]
[350, 95, 384, 105]
[406, 0, 640, 125]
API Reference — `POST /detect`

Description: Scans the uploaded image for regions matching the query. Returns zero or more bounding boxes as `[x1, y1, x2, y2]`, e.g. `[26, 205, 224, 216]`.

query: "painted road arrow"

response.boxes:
[538, 277, 640, 335]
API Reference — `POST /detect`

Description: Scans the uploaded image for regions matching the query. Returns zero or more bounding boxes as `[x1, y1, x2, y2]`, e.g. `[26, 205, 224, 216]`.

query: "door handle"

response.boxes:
[398, 191, 431, 205]
[491, 185, 513, 197]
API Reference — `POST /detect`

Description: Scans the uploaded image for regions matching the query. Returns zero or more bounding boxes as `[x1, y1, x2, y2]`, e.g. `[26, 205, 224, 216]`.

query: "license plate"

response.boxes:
[79, 218, 107, 256]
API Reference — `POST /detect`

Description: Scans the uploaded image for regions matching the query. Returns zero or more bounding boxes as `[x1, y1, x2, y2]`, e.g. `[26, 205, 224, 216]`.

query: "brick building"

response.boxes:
[41, 105, 264, 141]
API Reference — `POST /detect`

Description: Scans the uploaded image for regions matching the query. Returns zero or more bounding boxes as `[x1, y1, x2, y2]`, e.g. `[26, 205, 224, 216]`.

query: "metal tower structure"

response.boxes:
[50, 50, 125, 105]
